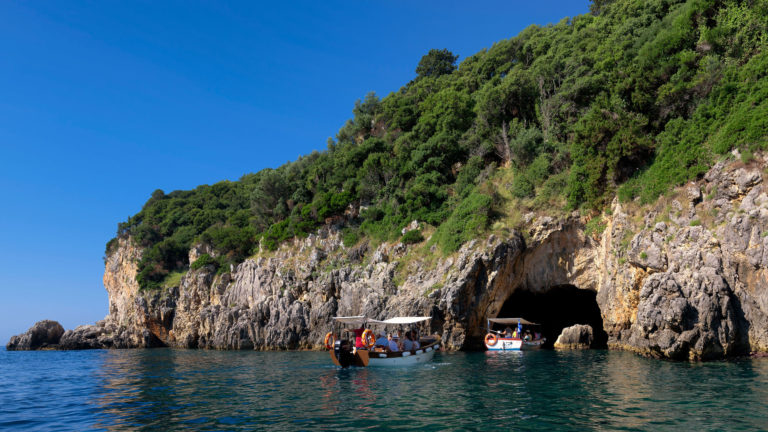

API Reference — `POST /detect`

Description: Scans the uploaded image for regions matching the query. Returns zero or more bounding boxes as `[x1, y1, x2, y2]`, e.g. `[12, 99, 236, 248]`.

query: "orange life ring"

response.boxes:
[362, 329, 375, 348]
[485, 333, 498, 346]
[324, 332, 335, 349]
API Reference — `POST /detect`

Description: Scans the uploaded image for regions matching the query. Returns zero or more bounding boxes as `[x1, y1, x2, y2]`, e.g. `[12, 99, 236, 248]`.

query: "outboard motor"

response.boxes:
[334, 339, 354, 368]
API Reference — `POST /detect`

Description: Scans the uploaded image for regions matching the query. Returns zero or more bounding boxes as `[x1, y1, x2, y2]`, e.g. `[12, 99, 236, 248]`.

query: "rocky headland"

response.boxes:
[8, 155, 768, 361]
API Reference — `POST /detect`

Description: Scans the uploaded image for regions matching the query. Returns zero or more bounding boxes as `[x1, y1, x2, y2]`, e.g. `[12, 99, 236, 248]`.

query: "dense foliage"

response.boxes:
[109, 0, 768, 290]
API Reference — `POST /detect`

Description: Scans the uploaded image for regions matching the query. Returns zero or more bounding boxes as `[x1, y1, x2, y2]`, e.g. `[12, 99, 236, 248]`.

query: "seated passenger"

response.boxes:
[387, 333, 400, 352]
[402, 332, 414, 351]
[374, 330, 388, 350]
[349, 327, 366, 349]
[504, 326, 513, 338]
[411, 330, 420, 349]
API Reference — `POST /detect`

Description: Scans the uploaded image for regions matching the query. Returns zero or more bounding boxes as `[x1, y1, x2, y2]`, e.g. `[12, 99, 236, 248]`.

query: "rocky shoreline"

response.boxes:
[8, 155, 768, 360]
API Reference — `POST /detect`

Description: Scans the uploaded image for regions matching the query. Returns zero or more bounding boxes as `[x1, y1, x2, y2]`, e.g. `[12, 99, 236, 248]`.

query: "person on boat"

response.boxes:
[374, 330, 388, 350]
[402, 332, 414, 351]
[410, 330, 420, 349]
[524, 330, 532, 341]
[348, 327, 366, 349]
[504, 326, 513, 338]
[387, 333, 400, 352]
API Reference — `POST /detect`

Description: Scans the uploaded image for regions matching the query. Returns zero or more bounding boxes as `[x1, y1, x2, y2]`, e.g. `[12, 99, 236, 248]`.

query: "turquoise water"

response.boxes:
[2, 348, 768, 431]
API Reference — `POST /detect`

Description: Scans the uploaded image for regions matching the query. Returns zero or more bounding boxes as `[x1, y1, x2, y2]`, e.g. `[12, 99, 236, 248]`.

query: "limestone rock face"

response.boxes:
[101, 237, 148, 347]
[59, 324, 113, 350]
[628, 271, 744, 360]
[602, 155, 768, 359]
[554, 324, 594, 349]
[6, 320, 64, 350]
[10, 155, 768, 361]
[84, 216, 601, 352]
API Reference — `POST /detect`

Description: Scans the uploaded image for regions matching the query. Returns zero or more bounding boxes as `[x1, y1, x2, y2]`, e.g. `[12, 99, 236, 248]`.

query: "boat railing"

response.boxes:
[367, 339, 441, 358]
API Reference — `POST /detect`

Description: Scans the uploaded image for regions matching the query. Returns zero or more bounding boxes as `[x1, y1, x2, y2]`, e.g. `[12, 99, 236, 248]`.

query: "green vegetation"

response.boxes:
[161, 271, 184, 289]
[640, 252, 648, 260]
[432, 191, 493, 253]
[401, 229, 425, 245]
[585, 217, 608, 237]
[690, 219, 702, 226]
[109, 0, 768, 290]
[190, 253, 217, 271]
[342, 228, 361, 248]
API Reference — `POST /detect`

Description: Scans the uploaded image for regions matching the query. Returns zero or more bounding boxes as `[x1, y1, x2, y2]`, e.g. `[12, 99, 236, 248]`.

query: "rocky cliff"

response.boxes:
[9, 155, 768, 360]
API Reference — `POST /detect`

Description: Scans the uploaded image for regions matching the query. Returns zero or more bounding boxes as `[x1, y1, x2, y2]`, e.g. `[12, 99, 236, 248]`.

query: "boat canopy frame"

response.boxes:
[369, 316, 431, 325]
[331, 316, 432, 326]
[487, 317, 541, 332]
[331, 316, 369, 325]
[487, 317, 539, 326]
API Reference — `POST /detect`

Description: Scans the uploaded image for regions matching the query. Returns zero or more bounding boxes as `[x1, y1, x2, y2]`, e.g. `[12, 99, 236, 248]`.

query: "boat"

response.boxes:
[366, 317, 441, 367]
[484, 317, 546, 351]
[326, 316, 441, 367]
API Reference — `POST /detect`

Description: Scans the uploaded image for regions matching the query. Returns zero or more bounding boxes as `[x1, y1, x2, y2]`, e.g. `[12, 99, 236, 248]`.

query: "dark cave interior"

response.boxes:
[496, 285, 608, 349]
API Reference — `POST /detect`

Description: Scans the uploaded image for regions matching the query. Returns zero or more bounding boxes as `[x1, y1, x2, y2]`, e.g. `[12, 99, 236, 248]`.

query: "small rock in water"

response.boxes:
[554, 324, 593, 349]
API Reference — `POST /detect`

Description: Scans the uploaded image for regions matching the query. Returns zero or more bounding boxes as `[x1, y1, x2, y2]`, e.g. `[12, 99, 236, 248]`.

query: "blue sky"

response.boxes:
[0, 1, 590, 343]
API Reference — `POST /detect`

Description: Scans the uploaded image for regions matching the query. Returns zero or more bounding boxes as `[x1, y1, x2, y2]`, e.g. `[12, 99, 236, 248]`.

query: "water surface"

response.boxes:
[2, 348, 767, 431]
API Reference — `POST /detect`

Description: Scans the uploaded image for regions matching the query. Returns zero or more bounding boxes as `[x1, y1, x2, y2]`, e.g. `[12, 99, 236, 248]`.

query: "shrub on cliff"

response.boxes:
[401, 229, 425, 245]
[342, 228, 361, 247]
[433, 191, 492, 253]
[190, 254, 217, 271]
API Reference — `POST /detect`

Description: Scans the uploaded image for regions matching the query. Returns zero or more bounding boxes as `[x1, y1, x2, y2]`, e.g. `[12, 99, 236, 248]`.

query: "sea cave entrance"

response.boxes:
[496, 285, 608, 349]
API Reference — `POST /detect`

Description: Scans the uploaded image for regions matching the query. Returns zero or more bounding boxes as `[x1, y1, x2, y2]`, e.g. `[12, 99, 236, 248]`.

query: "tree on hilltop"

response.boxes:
[416, 48, 459, 78]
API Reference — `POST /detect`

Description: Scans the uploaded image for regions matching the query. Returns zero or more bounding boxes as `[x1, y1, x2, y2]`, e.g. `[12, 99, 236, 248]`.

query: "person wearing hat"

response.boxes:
[374, 330, 388, 350]
[387, 332, 400, 352]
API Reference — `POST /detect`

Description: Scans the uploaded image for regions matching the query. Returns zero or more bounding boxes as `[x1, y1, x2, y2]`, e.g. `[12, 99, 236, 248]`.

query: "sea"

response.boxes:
[2, 347, 767, 431]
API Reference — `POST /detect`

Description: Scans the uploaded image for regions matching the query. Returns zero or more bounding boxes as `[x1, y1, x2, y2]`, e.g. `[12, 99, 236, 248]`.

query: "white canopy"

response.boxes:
[369, 316, 432, 325]
[332, 316, 368, 325]
[488, 317, 539, 325]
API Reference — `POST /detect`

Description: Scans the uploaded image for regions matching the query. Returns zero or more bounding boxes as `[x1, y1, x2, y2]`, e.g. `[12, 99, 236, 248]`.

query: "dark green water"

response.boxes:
[2, 348, 768, 431]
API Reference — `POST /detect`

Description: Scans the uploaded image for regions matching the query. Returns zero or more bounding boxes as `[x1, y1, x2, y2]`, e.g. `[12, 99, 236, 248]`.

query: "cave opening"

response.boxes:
[496, 285, 608, 349]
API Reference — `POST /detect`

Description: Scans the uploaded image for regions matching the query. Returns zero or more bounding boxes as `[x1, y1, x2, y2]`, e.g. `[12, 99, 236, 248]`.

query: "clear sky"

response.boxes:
[0, 0, 590, 343]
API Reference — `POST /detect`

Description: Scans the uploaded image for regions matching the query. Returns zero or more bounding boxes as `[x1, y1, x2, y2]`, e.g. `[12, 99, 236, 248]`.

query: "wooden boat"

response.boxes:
[326, 316, 440, 368]
[366, 317, 440, 367]
[484, 317, 546, 351]
[326, 316, 371, 367]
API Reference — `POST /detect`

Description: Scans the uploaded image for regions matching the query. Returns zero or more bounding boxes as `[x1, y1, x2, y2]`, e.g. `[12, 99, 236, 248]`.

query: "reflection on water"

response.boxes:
[2, 348, 768, 431]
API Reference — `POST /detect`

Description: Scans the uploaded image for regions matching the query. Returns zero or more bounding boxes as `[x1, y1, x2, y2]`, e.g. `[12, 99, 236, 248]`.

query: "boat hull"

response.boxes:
[330, 347, 369, 367]
[485, 337, 545, 351]
[368, 345, 438, 367]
